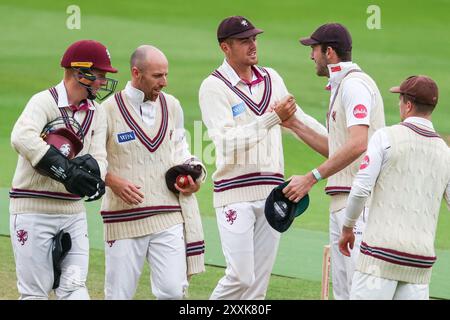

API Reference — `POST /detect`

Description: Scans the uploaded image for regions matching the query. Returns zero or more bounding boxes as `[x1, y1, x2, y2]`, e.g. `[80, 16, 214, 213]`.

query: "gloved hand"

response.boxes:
[71, 154, 101, 177]
[35, 145, 105, 200]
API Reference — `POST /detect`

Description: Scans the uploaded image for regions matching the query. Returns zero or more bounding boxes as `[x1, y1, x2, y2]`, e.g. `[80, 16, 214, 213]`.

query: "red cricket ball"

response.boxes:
[176, 175, 189, 188]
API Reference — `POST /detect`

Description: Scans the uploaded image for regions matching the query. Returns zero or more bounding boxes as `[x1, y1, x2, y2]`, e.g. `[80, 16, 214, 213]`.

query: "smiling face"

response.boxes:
[221, 35, 258, 68]
[88, 69, 108, 95]
[131, 48, 169, 102]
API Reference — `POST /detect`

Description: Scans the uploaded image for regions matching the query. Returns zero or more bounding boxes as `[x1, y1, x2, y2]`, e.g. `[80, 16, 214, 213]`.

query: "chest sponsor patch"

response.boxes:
[117, 131, 136, 143]
[359, 155, 370, 170]
[353, 104, 368, 119]
[232, 102, 246, 117]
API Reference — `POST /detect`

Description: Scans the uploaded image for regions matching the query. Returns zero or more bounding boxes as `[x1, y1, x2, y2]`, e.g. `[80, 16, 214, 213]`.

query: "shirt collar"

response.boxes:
[219, 59, 267, 87]
[125, 81, 158, 107]
[54, 80, 95, 110]
[404, 116, 434, 130]
[326, 61, 361, 90]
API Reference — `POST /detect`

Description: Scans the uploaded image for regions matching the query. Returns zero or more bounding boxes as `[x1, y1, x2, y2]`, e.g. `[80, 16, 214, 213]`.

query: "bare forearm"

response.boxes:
[288, 119, 329, 157]
[105, 172, 116, 187]
[317, 137, 366, 180]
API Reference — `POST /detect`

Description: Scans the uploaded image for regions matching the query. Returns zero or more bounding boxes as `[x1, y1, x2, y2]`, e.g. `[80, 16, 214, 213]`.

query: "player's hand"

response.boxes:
[174, 175, 200, 196]
[106, 174, 144, 205]
[273, 94, 296, 121]
[282, 173, 316, 203]
[281, 110, 301, 129]
[339, 226, 355, 257]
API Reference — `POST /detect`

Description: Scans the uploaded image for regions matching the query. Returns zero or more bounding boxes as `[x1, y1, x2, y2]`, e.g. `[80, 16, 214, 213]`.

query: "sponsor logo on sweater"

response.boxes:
[232, 102, 246, 117]
[117, 131, 136, 143]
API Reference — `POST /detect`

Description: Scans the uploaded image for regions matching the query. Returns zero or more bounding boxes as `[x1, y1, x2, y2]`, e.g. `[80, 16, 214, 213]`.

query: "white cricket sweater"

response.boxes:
[357, 123, 450, 284]
[100, 90, 203, 241]
[10, 83, 107, 215]
[199, 61, 327, 208]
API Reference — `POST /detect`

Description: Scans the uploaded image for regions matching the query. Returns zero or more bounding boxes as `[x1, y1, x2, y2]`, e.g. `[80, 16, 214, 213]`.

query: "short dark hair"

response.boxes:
[320, 43, 351, 61]
[401, 94, 435, 114]
[219, 37, 233, 44]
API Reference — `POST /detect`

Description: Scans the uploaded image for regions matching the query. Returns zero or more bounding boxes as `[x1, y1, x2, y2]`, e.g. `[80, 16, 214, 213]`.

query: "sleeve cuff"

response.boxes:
[343, 193, 368, 228]
[343, 216, 357, 229]
[261, 111, 281, 129]
[187, 254, 205, 276]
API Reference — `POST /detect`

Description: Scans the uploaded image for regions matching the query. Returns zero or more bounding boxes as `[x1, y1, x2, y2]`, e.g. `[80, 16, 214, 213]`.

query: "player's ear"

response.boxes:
[131, 66, 141, 79]
[406, 100, 414, 114]
[325, 46, 335, 60]
[219, 40, 231, 54]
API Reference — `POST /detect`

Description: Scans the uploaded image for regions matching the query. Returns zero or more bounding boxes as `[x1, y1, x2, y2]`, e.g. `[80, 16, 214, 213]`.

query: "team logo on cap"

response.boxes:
[225, 209, 237, 225]
[274, 201, 288, 218]
[241, 20, 248, 27]
[106, 48, 111, 60]
[353, 104, 368, 119]
[17, 229, 28, 246]
[59, 144, 71, 157]
[359, 155, 370, 170]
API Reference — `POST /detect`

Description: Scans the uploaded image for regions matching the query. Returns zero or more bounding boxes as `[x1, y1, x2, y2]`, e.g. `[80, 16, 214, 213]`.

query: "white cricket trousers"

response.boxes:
[210, 199, 280, 300]
[330, 207, 368, 300]
[350, 271, 429, 299]
[10, 212, 90, 300]
[104, 223, 188, 300]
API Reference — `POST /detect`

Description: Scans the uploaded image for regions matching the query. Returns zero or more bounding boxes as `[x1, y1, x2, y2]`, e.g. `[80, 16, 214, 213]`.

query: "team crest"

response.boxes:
[360, 155, 370, 170]
[106, 48, 111, 60]
[332, 111, 337, 121]
[225, 209, 237, 225]
[17, 229, 28, 246]
[107, 240, 116, 247]
[59, 143, 71, 157]
[241, 20, 248, 27]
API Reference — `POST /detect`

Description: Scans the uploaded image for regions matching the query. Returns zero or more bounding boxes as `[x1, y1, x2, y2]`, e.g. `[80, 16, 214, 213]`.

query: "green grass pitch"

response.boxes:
[0, 0, 449, 299]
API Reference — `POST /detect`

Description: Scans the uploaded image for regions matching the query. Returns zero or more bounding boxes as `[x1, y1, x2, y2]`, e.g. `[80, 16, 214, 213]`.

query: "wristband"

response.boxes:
[311, 168, 322, 182]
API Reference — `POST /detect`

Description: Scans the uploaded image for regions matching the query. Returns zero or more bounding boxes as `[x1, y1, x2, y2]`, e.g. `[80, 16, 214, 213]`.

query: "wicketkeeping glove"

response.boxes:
[35, 145, 105, 200]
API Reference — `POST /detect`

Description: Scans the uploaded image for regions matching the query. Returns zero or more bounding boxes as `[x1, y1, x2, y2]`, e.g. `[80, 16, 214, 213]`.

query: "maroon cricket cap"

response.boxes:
[299, 23, 352, 52]
[61, 40, 118, 73]
[390, 75, 439, 106]
[217, 16, 264, 42]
